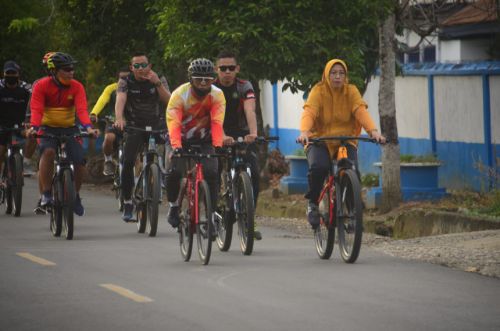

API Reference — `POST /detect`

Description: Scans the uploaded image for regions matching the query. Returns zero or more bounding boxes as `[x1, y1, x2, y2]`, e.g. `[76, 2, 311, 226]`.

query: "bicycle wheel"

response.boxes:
[178, 178, 193, 261]
[146, 164, 160, 237]
[215, 170, 234, 251]
[11, 153, 23, 217]
[4, 183, 12, 215]
[314, 180, 335, 260]
[337, 169, 363, 263]
[136, 202, 147, 233]
[113, 166, 123, 212]
[196, 180, 213, 264]
[50, 175, 62, 237]
[235, 172, 254, 256]
[61, 169, 75, 240]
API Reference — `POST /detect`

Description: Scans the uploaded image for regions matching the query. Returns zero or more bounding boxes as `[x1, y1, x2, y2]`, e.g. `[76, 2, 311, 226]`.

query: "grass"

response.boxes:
[400, 154, 440, 163]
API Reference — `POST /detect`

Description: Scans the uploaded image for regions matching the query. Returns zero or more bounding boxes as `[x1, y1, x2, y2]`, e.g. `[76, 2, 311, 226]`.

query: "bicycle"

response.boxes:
[173, 144, 221, 265]
[215, 136, 279, 255]
[125, 126, 166, 237]
[95, 115, 125, 212]
[34, 131, 92, 240]
[0, 126, 25, 217]
[300, 136, 379, 263]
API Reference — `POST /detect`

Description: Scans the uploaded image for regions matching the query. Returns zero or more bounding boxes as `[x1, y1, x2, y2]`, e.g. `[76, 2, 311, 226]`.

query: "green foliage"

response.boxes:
[400, 154, 440, 163]
[362, 173, 379, 187]
[8, 18, 40, 32]
[293, 148, 306, 157]
[150, 0, 392, 93]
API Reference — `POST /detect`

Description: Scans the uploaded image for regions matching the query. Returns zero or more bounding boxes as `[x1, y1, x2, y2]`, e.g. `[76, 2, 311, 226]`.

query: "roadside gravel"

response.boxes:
[256, 216, 500, 278]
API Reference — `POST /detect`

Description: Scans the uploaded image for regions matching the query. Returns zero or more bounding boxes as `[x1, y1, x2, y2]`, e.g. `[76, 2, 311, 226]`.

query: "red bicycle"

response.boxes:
[172, 144, 220, 265]
[303, 136, 379, 263]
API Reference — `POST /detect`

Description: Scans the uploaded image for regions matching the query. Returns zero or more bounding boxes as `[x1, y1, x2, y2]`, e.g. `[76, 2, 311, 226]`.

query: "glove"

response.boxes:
[90, 114, 97, 123]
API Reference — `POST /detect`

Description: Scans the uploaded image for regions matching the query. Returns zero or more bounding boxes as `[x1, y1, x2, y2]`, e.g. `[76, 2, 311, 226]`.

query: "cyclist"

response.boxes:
[0, 61, 32, 178]
[114, 52, 171, 222]
[213, 50, 262, 240]
[27, 52, 99, 215]
[165, 58, 225, 229]
[296, 59, 385, 229]
[90, 68, 130, 176]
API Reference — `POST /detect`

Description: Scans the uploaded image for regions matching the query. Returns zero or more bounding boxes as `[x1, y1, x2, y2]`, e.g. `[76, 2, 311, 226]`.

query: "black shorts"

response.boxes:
[38, 126, 86, 166]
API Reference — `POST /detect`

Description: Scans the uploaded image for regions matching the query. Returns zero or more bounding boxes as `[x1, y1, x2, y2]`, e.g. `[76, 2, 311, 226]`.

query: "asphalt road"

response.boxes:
[1, 178, 499, 331]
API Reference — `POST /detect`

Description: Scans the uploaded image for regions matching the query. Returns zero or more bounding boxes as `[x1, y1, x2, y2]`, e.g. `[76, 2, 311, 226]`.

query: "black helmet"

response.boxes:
[46, 52, 77, 71]
[188, 58, 214, 77]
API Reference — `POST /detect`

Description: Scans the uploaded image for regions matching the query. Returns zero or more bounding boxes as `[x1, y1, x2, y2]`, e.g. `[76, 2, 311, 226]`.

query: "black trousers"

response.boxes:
[164, 142, 219, 207]
[304, 143, 359, 204]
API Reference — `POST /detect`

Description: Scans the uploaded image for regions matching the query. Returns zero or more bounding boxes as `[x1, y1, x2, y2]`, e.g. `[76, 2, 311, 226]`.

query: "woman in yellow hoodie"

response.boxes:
[297, 59, 385, 228]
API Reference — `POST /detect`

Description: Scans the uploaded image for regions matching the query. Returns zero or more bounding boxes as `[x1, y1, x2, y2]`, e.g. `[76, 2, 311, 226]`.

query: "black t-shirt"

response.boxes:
[214, 78, 255, 138]
[117, 74, 169, 128]
[0, 79, 31, 127]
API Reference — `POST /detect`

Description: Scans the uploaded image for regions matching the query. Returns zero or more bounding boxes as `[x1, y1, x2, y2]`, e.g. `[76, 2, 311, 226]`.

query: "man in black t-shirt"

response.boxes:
[0, 61, 32, 174]
[115, 53, 171, 222]
[213, 50, 263, 240]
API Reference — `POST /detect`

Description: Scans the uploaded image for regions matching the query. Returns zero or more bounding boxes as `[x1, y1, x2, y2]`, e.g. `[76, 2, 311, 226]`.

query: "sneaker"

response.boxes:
[122, 203, 134, 222]
[74, 195, 85, 216]
[103, 160, 116, 176]
[167, 206, 180, 228]
[34, 198, 46, 215]
[307, 202, 320, 229]
[40, 193, 53, 207]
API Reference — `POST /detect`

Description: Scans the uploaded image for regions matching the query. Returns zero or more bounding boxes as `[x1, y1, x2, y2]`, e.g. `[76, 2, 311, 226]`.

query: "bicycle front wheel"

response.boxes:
[50, 176, 62, 237]
[196, 180, 213, 265]
[146, 164, 160, 237]
[61, 169, 75, 240]
[235, 172, 254, 256]
[337, 169, 363, 263]
[215, 170, 234, 252]
[113, 166, 124, 212]
[178, 178, 193, 261]
[11, 153, 23, 217]
[315, 180, 335, 260]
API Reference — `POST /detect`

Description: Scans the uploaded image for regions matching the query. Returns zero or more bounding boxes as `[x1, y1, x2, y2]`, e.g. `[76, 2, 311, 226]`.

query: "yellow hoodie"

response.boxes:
[300, 59, 376, 156]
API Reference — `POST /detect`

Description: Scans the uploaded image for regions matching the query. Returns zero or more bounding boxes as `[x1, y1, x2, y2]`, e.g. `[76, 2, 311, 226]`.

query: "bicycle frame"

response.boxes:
[183, 158, 206, 228]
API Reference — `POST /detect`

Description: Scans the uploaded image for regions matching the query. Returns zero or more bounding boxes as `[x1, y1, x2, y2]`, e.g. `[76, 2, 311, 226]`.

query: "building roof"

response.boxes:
[442, 0, 498, 26]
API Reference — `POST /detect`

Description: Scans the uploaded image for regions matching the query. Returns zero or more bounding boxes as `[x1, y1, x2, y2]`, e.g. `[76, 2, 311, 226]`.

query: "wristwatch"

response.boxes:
[154, 81, 162, 87]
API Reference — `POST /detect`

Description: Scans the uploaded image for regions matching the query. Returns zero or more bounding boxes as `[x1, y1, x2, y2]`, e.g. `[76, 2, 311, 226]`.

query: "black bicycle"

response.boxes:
[215, 136, 279, 255]
[0, 126, 25, 217]
[125, 126, 166, 237]
[35, 131, 92, 240]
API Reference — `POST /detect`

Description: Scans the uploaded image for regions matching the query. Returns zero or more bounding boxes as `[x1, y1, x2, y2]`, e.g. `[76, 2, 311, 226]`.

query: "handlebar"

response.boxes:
[297, 135, 382, 146]
[124, 126, 167, 134]
[34, 132, 94, 140]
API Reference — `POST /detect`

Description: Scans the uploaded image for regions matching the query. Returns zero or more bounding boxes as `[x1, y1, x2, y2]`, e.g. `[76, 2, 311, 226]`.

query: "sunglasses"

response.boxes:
[218, 65, 236, 72]
[132, 62, 149, 69]
[60, 67, 75, 72]
[191, 76, 215, 83]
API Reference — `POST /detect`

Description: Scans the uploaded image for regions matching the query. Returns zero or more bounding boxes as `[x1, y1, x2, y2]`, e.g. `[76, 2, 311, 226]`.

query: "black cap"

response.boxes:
[3, 61, 20, 73]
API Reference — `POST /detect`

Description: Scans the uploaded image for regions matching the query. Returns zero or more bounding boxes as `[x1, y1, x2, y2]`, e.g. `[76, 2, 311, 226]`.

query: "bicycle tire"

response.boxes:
[135, 171, 146, 233]
[5, 181, 12, 214]
[196, 180, 212, 265]
[11, 153, 23, 217]
[50, 175, 62, 237]
[146, 164, 160, 237]
[178, 178, 193, 261]
[215, 170, 234, 252]
[113, 167, 123, 212]
[235, 172, 254, 256]
[315, 180, 335, 260]
[61, 169, 75, 240]
[337, 169, 363, 263]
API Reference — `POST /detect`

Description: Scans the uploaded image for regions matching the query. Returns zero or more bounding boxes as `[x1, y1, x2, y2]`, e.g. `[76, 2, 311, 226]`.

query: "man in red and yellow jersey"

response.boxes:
[164, 58, 225, 228]
[28, 52, 99, 216]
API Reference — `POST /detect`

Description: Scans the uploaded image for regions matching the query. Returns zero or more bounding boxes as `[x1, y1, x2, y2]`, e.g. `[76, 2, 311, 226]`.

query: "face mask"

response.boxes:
[192, 85, 210, 97]
[4, 76, 18, 86]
